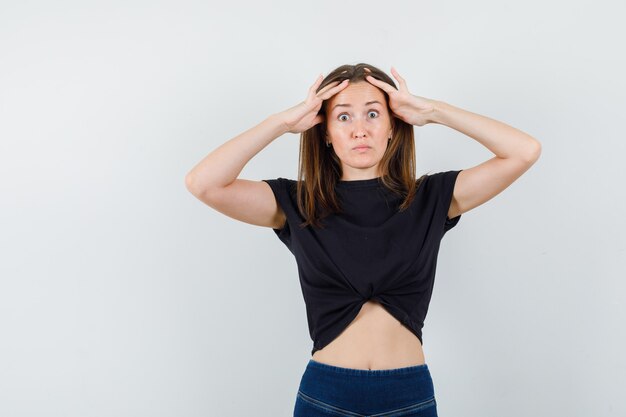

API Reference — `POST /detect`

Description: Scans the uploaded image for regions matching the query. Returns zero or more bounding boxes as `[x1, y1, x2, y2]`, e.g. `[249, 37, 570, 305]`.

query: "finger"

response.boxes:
[322, 79, 346, 92]
[313, 79, 341, 97]
[365, 74, 394, 93]
[317, 79, 349, 100]
[317, 81, 348, 101]
[310, 79, 338, 101]
[309, 74, 324, 94]
[390, 67, 408, 91]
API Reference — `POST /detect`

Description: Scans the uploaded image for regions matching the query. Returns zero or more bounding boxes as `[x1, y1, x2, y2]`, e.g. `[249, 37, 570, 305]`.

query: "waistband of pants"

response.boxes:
[298, 359, 436, 414]
[306, 358, 430, 377]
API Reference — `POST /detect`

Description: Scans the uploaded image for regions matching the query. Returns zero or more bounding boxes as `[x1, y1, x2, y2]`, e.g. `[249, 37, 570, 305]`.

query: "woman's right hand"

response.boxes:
[278, 75, 351, 134]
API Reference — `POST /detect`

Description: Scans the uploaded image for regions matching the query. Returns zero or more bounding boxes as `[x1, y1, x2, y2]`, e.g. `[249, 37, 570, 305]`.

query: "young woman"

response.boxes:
[185, 63, 541, 417]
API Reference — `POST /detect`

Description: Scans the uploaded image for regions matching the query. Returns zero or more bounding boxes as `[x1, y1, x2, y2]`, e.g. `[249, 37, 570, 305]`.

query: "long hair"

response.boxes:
[295, 62, 427, 229]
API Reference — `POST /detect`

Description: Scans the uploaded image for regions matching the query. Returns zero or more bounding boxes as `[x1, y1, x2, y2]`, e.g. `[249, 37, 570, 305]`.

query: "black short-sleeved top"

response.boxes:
[262, 170, 462, 356]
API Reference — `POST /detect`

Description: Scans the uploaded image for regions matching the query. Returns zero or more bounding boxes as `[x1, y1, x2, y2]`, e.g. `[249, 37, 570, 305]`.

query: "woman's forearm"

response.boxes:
[428, 101, 541, 161]
[185, 113, 287, 193]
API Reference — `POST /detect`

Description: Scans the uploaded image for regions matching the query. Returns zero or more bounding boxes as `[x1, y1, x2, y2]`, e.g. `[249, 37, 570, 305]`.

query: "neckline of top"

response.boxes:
[336, 177, 383, 188]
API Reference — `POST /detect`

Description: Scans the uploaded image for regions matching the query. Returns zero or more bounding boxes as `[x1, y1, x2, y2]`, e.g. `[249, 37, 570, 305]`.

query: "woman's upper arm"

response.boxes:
[188, 179, 286, 229]
[450, 155, 538, 219]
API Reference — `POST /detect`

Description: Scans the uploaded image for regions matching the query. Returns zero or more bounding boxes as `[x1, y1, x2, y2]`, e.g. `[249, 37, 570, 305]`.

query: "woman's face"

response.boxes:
[325, 81, 393, 181]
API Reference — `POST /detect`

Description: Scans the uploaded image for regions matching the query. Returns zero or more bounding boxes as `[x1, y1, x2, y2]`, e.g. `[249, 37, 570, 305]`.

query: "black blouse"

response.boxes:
[262, 170, 462, 356]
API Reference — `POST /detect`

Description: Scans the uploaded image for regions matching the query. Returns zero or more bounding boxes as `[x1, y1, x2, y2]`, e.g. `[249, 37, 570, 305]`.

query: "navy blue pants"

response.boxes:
[294, 359, 438, 416]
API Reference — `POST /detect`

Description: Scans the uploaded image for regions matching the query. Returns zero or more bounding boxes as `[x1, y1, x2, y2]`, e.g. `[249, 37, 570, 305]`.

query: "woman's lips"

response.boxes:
[353, 146, 370, 150]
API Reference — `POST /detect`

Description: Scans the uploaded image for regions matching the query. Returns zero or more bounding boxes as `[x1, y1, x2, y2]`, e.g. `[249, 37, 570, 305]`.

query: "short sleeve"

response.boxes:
[427, 170, 463, 234]
[261, 177, 294, 249]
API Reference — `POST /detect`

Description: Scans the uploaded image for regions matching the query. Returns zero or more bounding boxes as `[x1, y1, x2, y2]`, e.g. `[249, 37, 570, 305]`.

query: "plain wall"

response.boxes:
[1, 0, 624, 416]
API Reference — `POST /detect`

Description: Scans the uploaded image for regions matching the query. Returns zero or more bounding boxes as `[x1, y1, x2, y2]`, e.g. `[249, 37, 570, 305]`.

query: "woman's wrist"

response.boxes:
[426, 100, 451, 125]
[269, 112, 290, 136]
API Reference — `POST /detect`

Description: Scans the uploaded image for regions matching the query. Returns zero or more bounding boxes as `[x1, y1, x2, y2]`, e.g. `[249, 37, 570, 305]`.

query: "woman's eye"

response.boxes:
[338, 110, 379, 121]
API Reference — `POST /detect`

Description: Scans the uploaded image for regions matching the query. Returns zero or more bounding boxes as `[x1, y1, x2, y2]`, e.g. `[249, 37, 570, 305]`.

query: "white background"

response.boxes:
[1, 1, 624, 416]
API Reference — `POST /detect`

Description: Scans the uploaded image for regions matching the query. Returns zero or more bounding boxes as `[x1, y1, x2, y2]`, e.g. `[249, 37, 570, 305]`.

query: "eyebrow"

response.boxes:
[331, 100, 383, 112]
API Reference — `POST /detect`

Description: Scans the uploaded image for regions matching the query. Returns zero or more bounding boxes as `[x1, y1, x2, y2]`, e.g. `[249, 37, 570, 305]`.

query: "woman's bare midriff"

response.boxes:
[311, 300, 426, 371]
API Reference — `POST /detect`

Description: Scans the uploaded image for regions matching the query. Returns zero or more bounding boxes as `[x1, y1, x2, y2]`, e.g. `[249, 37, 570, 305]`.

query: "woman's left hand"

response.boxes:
[365, 67, 438, 127]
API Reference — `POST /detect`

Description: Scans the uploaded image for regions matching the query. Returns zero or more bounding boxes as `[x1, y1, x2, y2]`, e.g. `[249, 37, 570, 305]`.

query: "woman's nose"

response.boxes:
[352, 118, 368, 135]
